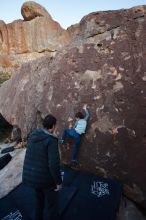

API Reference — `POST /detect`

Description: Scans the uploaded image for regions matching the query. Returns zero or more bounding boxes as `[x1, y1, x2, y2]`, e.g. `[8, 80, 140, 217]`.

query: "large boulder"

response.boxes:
[0, 4, 146, 209]
[117, 197, 146, 220]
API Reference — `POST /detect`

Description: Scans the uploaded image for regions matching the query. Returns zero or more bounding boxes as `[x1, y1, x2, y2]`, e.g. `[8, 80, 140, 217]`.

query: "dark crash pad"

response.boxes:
[0, 166, 122, 220]
[0, 183, 77, 220]
[0, 153, 12, 170]
[1, 146, 15, 154]
[62, 166, 122, 220]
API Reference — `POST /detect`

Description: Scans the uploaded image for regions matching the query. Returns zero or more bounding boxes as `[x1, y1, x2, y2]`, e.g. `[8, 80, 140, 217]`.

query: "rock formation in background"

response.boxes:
[0, 1, 146, 210]
[0, 1, 70, 82]
[21, 1, 51, 21]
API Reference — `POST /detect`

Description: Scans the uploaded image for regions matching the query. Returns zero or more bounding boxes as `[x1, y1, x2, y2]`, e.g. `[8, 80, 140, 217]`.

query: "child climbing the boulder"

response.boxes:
[60, 104, 89, 165]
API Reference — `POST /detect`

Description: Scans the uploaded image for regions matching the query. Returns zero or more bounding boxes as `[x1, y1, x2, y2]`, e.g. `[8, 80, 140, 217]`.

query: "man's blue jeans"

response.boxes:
[61, 128, 81, 161]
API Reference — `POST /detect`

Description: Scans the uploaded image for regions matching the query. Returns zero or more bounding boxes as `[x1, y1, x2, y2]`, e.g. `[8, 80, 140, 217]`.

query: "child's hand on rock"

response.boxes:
[83, 104, 88, 110]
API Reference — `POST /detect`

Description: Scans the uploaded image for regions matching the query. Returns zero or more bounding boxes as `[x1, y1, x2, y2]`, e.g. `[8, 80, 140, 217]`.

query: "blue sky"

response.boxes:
[0, 0, 146, 29]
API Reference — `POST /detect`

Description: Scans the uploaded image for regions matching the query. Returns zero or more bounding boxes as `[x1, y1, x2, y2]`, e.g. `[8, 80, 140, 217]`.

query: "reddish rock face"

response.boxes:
[0, 4, 146, 208]
[0, 1, 70, 77]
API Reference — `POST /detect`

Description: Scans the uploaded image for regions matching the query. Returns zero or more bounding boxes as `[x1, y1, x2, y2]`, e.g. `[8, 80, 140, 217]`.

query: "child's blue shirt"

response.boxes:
[74, 109, 89, 135]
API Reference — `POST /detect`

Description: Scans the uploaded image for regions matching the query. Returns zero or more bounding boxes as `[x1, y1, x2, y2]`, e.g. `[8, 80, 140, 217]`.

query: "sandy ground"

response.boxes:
[0, 142, 26, 199]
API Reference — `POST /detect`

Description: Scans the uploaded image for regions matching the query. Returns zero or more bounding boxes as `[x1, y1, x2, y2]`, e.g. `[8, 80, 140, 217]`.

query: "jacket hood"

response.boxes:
[29, 128, 50, 143]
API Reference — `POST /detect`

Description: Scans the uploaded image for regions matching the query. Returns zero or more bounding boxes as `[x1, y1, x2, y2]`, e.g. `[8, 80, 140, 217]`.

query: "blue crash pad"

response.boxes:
[0, 166, 122, 220]
[0, 184, 77, 220]
[62, 166, 122, 220]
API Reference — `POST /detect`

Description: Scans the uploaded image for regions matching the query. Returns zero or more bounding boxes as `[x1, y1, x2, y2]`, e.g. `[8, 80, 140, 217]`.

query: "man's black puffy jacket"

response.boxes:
[22, 128, 62, 189]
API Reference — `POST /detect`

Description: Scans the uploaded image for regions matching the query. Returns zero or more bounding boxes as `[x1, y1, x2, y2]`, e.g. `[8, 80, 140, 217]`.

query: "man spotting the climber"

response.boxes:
[23, 114, 62, 220]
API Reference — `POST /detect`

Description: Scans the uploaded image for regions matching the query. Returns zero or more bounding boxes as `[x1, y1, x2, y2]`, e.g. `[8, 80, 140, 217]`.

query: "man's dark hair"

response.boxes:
[75, 112, 84, 119]
[43, 114, 57, 129]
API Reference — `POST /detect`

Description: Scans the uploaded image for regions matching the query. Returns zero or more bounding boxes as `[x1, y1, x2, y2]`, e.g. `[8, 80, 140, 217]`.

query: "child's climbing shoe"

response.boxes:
[60, 139, 65, 144]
